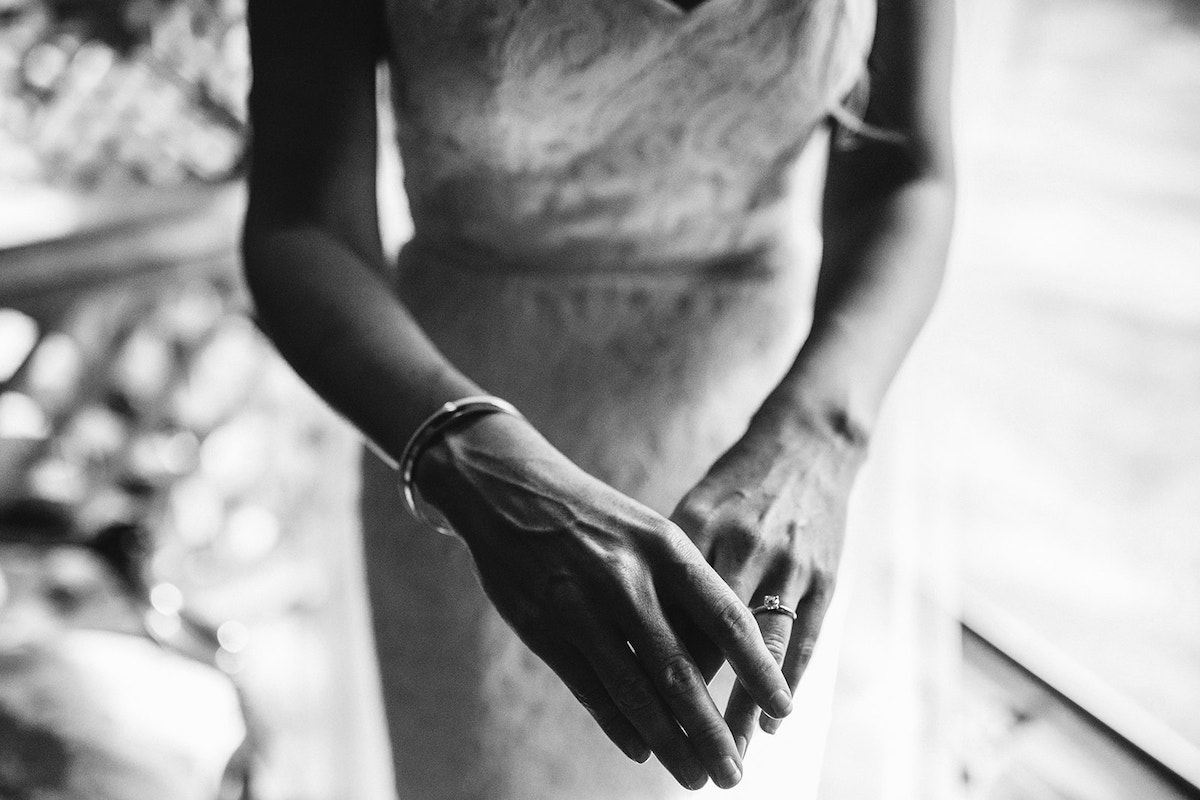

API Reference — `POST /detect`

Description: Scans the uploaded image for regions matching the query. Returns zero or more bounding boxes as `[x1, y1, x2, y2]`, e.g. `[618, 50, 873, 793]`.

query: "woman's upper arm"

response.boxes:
[826, 0, 956, 208]
[243, 0, 386, 265]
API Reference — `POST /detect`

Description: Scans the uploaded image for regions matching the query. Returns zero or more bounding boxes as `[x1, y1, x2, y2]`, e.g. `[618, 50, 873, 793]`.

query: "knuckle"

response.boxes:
[722, 520, 765, 562]
[809, 572, 837, 605]
[776, 552, 815, 597]
[653, 518, 694, 557]
[680, 554, 713, 588]
[716, 594, 755, 640]
[596, 548, 649, 599]
[774, 547, 805, 575]
[695, 715, 731, 745]
[609, 553, 645, 593]
[654, 526, 709, 585]
[614, 674, 656, 713]
[676, 494, 716, 531]
[657, 654, 696, 698]
[612, 568, 657, 612]
[796, 637, 817, 663]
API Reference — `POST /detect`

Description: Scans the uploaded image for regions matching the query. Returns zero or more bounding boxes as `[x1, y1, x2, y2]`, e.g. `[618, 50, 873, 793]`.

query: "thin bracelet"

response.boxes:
[397, 395, 525, 535]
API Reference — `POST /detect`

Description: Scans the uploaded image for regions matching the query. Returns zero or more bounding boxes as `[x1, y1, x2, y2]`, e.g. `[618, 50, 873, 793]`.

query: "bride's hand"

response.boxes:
[668, 400, 866, 757]
[415, 412, 793, 791]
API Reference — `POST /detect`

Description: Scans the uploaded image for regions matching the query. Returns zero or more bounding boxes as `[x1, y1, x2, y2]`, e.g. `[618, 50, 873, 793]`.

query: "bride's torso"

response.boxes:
[379, 0, 876, 510]
[366, 8, 879, 797]
[384, 0, 874, 275]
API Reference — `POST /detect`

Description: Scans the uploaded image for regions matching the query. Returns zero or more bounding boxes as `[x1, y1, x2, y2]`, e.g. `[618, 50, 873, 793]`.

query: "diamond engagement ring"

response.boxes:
[750, 595, 797, 620]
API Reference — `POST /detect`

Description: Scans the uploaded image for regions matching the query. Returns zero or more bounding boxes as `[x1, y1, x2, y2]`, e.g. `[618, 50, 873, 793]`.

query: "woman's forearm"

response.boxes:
[242, 223, 481, 463]
[758, 0, 956, 448]
[762, 164, 955, 447]
[241, 0, 483, 465]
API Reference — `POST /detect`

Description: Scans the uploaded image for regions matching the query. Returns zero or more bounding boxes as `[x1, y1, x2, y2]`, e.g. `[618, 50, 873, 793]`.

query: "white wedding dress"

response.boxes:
[355, 0, 889, 796]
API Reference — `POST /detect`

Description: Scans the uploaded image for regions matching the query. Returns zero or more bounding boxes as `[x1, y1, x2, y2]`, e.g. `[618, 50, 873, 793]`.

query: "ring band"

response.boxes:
[750, 595, 797, 620]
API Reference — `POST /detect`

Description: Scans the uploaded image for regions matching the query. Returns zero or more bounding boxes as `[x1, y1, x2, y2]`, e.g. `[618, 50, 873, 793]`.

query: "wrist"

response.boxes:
[751, 388, 871, 465]
[396, 396, 528, 535]
[411, 411, 537, 522]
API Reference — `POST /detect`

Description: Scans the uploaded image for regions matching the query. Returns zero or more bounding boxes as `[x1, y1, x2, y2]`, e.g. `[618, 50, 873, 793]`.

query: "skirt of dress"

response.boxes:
[359, 243, 845, 800]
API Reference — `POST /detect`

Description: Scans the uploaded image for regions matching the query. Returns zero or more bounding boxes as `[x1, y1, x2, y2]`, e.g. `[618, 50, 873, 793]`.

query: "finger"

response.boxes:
[672, 613, 724, 685]
[670, 546, 792, 720]
[537, 643, 652, 763]
[624, 593, 744, 789]
[672, 510, 760, 685]
[706, 532, 768, 678]
[582, 626, 711, 791]
[723, 679, 760, 759]
[724, 595, 793, 756]
[711, 541, 761, 602]
[672, 531, 756, 685]
[751, 599, 797, 721]
[668, 492, 718, 554]
[760, 587, 832, 734]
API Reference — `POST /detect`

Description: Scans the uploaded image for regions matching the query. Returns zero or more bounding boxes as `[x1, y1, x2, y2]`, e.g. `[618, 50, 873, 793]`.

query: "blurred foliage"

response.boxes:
[0, 0, 248, 188]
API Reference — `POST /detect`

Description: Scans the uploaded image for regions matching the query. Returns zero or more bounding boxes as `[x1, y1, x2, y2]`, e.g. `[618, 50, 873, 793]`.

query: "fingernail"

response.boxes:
[761, 714, 782, 735]
[685, 769, 709, 791]
[630, 744, 651, 764]
[734, 735, 748, 759]
[714, 756, 742, 789]
[768, 688, 793, 719]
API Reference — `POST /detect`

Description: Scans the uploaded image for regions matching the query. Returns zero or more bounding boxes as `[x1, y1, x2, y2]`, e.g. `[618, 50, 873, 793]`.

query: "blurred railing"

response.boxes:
[0, 180, 381, 798]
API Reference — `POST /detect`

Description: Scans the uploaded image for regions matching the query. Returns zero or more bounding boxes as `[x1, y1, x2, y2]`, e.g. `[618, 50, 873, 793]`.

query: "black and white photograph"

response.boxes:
[0, 0, 1197, 797]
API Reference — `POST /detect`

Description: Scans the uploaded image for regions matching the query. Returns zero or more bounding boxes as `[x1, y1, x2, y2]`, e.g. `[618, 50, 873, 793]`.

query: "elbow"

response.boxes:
[915, 142, 956, 214]
[238, 200, 289, 329]
[913, 133, 958, 230]
[239, 185, 297, 313]
[239, 183, 268, 286]
[825, 135, 956, 229]
[239, 214, 268, 309]
[872, 134, 956, 201]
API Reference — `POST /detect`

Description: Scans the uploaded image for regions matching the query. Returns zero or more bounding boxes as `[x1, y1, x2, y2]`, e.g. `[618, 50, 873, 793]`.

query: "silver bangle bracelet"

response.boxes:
[397, 394, 525, 535]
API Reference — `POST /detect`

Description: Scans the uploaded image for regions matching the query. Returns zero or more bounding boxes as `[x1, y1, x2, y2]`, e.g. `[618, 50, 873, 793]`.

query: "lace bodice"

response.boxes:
[385, 0, 875, 273]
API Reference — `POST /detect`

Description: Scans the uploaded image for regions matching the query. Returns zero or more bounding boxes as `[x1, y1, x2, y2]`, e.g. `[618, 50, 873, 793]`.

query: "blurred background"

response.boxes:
[0, 0, 1196, 798]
